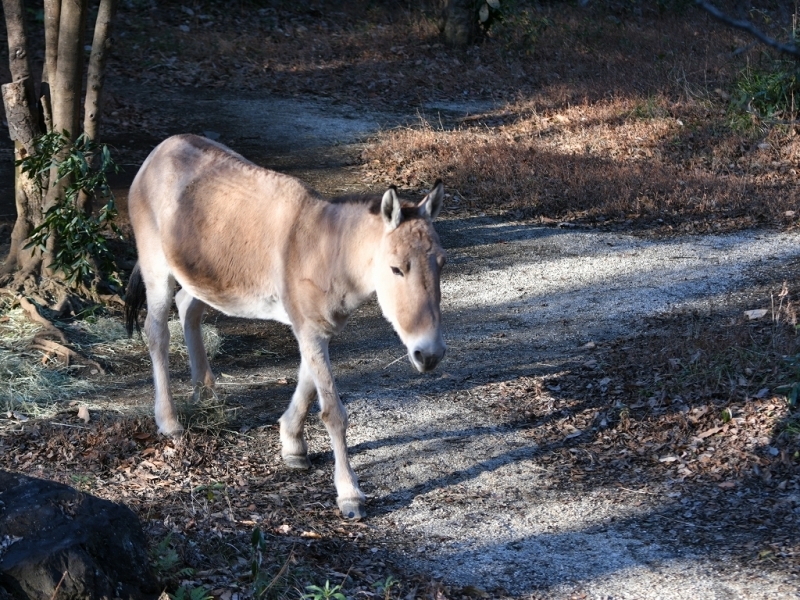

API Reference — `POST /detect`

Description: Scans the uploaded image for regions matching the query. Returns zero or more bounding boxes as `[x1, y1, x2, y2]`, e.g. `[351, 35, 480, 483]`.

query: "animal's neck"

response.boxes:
[322, 204, 384, 304]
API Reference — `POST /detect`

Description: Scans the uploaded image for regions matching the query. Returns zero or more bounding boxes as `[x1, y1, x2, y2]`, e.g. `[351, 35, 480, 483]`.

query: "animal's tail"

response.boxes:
[124, 262, 146, 337]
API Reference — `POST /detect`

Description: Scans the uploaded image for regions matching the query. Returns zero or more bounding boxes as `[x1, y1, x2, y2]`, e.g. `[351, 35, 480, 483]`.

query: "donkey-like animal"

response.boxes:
[124, 134, 446, 519]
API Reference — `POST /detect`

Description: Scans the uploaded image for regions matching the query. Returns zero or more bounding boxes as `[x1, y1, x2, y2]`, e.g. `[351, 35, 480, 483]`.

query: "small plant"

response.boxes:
[302, 581, 348, 600]
[783, 413, 800, 436]
[779, 353, 800, 409]
[731, 59, 800, 128]
[481, 1, 550, 53]
[251, 527, 270, 597]
[170, 586, 212, 600]
[18, 131, 121, 288]
[69, 473, 94, 490]
[150, 534, 194, 583]
[251, 527, 295, 598]
[372, 575, 400, 600]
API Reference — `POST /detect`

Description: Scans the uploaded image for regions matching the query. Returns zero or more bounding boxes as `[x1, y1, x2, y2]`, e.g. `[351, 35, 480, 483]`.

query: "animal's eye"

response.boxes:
[391, 266, 404, 277]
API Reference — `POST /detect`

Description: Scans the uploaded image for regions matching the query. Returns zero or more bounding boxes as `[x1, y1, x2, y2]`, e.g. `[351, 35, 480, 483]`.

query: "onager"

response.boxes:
[124, 134, 446, 519]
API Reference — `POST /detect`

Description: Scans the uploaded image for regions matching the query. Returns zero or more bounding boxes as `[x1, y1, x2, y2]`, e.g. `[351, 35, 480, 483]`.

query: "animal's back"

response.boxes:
[128, 134, 317, 316]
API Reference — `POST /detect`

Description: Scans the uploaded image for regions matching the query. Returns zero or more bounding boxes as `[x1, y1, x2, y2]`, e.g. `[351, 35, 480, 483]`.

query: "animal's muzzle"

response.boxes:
[412, 345, 445, 373]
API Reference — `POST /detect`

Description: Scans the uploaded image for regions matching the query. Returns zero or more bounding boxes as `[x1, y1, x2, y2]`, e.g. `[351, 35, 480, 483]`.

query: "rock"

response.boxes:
[0, 470, 158, 600]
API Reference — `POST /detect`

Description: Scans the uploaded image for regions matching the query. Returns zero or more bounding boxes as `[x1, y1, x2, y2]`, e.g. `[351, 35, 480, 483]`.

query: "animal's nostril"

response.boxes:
[414, 350, 423, 363]
[425, 354, 439, 369]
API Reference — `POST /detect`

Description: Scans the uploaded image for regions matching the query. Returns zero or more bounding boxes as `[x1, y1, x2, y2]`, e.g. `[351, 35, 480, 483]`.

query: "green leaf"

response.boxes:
[18, 131, 121, 287]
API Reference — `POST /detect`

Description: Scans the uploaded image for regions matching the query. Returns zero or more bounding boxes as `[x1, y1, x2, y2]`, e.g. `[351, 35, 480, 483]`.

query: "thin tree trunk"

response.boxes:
[1, 0, 38, 123]
[43, 0, 62, 95]
[84, 0, 117, 142]
[2, 81, 40, 264]
[1, 4, 44, 280]
[79, 0, 118, 215]
[45, 0, 88, 275]
[41, 0, 62, 135]
[442, 0, 479, 46]
[2, 80, 39, 157]
[51, 0, 87, 140]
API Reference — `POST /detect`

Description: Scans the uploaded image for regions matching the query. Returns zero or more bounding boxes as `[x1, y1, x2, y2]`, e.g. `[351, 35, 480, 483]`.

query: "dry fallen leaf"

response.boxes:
[77, 405, 90, 423]
[697, 426, 722, 440]
[744, 309, 768, 320]
[300, 530, 322, 539]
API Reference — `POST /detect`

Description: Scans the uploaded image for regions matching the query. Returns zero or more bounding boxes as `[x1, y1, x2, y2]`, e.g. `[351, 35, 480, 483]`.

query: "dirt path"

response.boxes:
[102, 86, 800, 598]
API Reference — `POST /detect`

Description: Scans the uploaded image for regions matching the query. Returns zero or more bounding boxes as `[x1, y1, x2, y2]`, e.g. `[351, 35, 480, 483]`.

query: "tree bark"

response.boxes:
[1, 5, 44, 280]
[44, 0, 88, 275]
[442, 0, 479, 46]
[41, 0, 62, 133]
[2, 79, 39, 157]
[83, 0, 117, 142]
[79, 0, 118, 215]
[43, 0, 62, 93]
[1, 0, 38, 123]
[51, 0, 87, 140]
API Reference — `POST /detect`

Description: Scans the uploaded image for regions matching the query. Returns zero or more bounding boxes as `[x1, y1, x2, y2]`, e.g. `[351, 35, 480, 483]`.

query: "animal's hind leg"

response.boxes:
[176, 288, 215, 400]
[142, 269, 182, 436]
[278, 358, 316, 469]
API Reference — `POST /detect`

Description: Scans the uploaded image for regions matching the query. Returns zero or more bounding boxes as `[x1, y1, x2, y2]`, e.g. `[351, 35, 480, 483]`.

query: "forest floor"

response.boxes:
[1, 1, 800, 599]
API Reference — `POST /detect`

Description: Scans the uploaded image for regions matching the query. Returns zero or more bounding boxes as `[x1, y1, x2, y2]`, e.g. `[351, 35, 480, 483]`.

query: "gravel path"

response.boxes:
[125, 88, 800, 599]
[334, 221, 800, 599]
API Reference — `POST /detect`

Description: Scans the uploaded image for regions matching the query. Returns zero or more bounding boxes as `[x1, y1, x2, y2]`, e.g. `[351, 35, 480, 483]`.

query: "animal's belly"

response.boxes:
[182, 282, 292, 325]
[220, 295, 292, 324]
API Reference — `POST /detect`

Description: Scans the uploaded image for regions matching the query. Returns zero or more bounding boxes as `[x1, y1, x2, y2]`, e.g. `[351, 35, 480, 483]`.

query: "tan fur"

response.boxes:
[128, 134, 446, 518]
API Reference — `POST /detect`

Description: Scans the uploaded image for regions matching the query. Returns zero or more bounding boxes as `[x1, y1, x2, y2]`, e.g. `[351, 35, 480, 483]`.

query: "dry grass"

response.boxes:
[1, 306, 221, 418]
[100, 0, 798, 234]
[0, 305, 94, 411]
[360, 97, 800, 231]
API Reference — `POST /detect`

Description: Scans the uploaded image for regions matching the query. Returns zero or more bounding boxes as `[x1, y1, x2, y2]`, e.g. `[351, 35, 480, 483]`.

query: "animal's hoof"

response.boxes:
[283, 454, 312, 470]
[158, 421, 184, 438]
[193, 384, 217, 403]
[337, 498, 366, 520]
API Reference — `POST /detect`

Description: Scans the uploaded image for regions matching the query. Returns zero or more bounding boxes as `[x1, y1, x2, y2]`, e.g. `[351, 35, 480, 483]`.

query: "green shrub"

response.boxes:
[18, 131, 121, 288]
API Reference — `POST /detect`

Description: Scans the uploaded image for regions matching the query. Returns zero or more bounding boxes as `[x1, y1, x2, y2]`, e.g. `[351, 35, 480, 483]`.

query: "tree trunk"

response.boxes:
[51, 0, 87, 141]
[1, 0, 118, 295]
[1, 2, 44, 281]
[43, 0, 87, 275]
[84, 0, 117, 142]
[79, 0, 118, 215]
[1, 0, 38, 122]
[442, 0, 479, 46]
[40, 0, 62, 133]
[43, 0, 62, 92]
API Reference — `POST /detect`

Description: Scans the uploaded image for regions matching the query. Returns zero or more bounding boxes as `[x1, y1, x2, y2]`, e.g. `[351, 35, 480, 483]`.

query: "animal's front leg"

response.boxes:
[278, 358, 316, 469]
[297, 332, 366, 519]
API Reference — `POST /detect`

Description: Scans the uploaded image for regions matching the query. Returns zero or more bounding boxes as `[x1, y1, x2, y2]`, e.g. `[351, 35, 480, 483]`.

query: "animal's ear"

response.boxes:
[381, 186, 403, 231]
[418, 180, 444, 220]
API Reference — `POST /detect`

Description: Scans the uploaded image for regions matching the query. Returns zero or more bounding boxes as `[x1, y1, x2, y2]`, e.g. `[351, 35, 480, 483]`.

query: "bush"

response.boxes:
[18, 131, 121, 288]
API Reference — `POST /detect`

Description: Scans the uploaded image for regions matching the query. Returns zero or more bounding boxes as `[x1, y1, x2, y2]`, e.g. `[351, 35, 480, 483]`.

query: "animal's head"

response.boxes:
[374, 181, 446, 373]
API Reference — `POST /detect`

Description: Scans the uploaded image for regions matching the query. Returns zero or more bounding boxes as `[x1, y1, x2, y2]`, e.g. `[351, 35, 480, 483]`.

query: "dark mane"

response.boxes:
[328, 192, 422, 219]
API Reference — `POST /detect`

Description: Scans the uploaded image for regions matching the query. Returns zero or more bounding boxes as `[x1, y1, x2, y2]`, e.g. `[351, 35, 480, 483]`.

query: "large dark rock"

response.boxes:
[0, 470, 158, 600]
